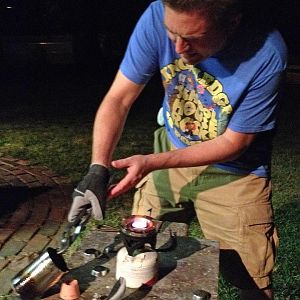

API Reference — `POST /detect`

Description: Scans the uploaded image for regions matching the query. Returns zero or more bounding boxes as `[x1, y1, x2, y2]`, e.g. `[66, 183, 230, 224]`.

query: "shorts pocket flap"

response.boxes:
[239, 203, 274, 225]
[135, 175, 149, 189]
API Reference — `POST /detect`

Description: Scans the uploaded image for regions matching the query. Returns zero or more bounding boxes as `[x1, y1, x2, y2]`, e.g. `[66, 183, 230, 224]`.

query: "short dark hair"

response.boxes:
[162, 0, 242, 28]
[162, 0, 276, 32]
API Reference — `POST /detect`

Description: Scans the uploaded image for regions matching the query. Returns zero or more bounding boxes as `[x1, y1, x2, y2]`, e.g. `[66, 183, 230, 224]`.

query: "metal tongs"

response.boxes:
[57, 208, 92, 254]
[91, 277, 126, 300]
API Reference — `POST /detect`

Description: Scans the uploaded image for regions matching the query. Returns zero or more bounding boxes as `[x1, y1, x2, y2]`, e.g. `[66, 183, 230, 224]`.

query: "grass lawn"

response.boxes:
[0, 65, 299, 299]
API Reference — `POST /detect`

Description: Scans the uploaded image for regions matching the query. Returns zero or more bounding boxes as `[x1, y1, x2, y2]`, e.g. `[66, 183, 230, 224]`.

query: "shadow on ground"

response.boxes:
[0, 186, 51, 216]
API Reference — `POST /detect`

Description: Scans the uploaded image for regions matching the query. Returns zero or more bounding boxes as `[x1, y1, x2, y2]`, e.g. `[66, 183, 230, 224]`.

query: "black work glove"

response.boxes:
[68, 164, 110, 223]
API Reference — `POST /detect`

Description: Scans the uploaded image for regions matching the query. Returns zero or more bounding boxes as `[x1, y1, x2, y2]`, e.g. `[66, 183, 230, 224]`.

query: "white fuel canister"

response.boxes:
[115, 246, 158, 289]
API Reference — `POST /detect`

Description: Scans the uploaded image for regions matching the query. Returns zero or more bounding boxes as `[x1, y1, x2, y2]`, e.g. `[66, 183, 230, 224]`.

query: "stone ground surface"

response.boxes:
[0, 157, 73, 297]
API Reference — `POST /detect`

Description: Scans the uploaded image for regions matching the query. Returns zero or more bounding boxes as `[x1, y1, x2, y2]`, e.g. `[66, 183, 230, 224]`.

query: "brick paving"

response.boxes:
[0, 157, 73, 297]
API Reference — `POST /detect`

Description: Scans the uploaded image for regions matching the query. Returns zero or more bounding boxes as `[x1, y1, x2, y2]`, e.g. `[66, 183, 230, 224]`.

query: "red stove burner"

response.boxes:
[121, 215, 156, 237]
[120, 215, 157, 256]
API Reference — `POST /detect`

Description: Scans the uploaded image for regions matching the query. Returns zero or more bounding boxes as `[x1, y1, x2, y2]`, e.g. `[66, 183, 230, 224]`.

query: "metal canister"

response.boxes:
[116, 246, 158, 289]
[11, 247, 68, 299]
[11, 210, 91, 299]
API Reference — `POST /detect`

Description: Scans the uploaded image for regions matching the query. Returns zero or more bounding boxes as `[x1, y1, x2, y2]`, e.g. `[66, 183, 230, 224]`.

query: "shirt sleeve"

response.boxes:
[120, 2, 162, 85]
[228, 71, 285, 133]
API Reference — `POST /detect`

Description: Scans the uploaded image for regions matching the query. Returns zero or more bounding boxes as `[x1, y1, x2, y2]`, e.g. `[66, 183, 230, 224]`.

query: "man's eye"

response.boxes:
[167, 31, 174, 37]
[187, 36, 204, 43]
[167, 32, 176, 41]
[185, 38, 195, 43]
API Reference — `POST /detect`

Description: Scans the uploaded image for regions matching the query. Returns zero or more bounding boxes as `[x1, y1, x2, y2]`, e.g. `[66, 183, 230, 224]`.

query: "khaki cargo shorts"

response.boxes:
[132, 127, 278, 289]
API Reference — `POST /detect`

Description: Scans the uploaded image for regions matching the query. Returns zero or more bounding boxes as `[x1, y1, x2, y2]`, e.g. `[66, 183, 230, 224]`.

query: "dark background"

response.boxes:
[0, 0, 298, 121]
[0, 0, 299, 70]
[0, 0, 153, 72]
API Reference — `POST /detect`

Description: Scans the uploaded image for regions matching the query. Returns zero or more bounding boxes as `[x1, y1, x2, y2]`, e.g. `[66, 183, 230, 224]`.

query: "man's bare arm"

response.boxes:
[91, 70, 145, 167]
[110, 128, 256, 197]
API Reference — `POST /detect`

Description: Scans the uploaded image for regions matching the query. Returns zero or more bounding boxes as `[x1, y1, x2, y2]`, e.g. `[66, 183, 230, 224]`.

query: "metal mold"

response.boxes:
[192, 289, 211, 300]
[83, 248, 101, 262]
[91, 265, 109, 277]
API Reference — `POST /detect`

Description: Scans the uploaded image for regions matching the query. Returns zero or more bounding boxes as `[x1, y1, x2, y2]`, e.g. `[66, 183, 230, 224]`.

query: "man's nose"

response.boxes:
[174, 36, 189, 54]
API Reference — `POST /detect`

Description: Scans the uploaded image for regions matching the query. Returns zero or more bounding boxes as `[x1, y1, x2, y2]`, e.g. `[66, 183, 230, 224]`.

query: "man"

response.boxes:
[68, 0, 287, 298]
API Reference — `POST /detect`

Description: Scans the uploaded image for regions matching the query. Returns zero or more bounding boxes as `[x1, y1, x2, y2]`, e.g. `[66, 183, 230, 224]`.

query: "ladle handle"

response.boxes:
[58, 208, 91, 254]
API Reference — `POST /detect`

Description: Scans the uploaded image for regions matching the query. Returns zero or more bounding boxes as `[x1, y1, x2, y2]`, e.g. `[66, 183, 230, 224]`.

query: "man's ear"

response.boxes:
[225, 13, 242, 34]
[231, 13, 242, 29]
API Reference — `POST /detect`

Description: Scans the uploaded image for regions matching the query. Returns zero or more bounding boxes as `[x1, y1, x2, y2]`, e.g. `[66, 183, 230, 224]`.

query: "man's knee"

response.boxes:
[220, 249, 273, 298]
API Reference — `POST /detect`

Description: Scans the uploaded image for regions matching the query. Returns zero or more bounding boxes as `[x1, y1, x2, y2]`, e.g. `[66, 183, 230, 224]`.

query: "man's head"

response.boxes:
[162, 0, 242, 64]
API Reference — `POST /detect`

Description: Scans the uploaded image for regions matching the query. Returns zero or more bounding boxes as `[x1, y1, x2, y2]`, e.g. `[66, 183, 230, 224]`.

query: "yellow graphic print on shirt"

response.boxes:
[161, 58, 232, 147]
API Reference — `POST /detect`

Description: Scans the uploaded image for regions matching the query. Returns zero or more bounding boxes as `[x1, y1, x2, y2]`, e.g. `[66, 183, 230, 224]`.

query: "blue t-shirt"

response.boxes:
[120, 0, 288, 177]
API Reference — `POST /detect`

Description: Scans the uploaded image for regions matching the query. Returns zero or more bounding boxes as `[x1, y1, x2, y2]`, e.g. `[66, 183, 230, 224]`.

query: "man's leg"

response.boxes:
[219, 248, 274, 299]
[240, 287, 273, 300]
[132, 127, 278, 297]
[132, 127, 202, 222]
[131, 167, 197, 222]
[193, 168, 278, 298]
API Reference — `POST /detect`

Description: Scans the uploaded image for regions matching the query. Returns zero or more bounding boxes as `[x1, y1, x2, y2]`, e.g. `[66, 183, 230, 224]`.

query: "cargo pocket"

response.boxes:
[239, 203, 278, 278]
[133, 176, 150, 214]
[132, 175, 162, 218]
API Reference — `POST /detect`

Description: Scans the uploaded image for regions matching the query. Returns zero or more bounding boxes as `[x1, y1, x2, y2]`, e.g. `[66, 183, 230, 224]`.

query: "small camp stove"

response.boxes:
[116, 215, 159, 288]
[120, 215, 157, 256]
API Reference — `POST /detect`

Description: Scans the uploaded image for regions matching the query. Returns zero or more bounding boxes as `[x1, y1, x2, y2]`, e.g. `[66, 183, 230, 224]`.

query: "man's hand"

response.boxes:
[68, 164, 110, 222]
[109, 155, 150, 199]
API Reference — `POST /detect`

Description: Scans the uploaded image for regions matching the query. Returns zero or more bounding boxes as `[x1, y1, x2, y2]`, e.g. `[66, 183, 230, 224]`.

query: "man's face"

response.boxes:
[164, 6, 231, 64]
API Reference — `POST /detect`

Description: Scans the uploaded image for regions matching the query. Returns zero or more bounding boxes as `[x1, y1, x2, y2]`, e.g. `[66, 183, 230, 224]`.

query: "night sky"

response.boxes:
[0, 0, 299, 62]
